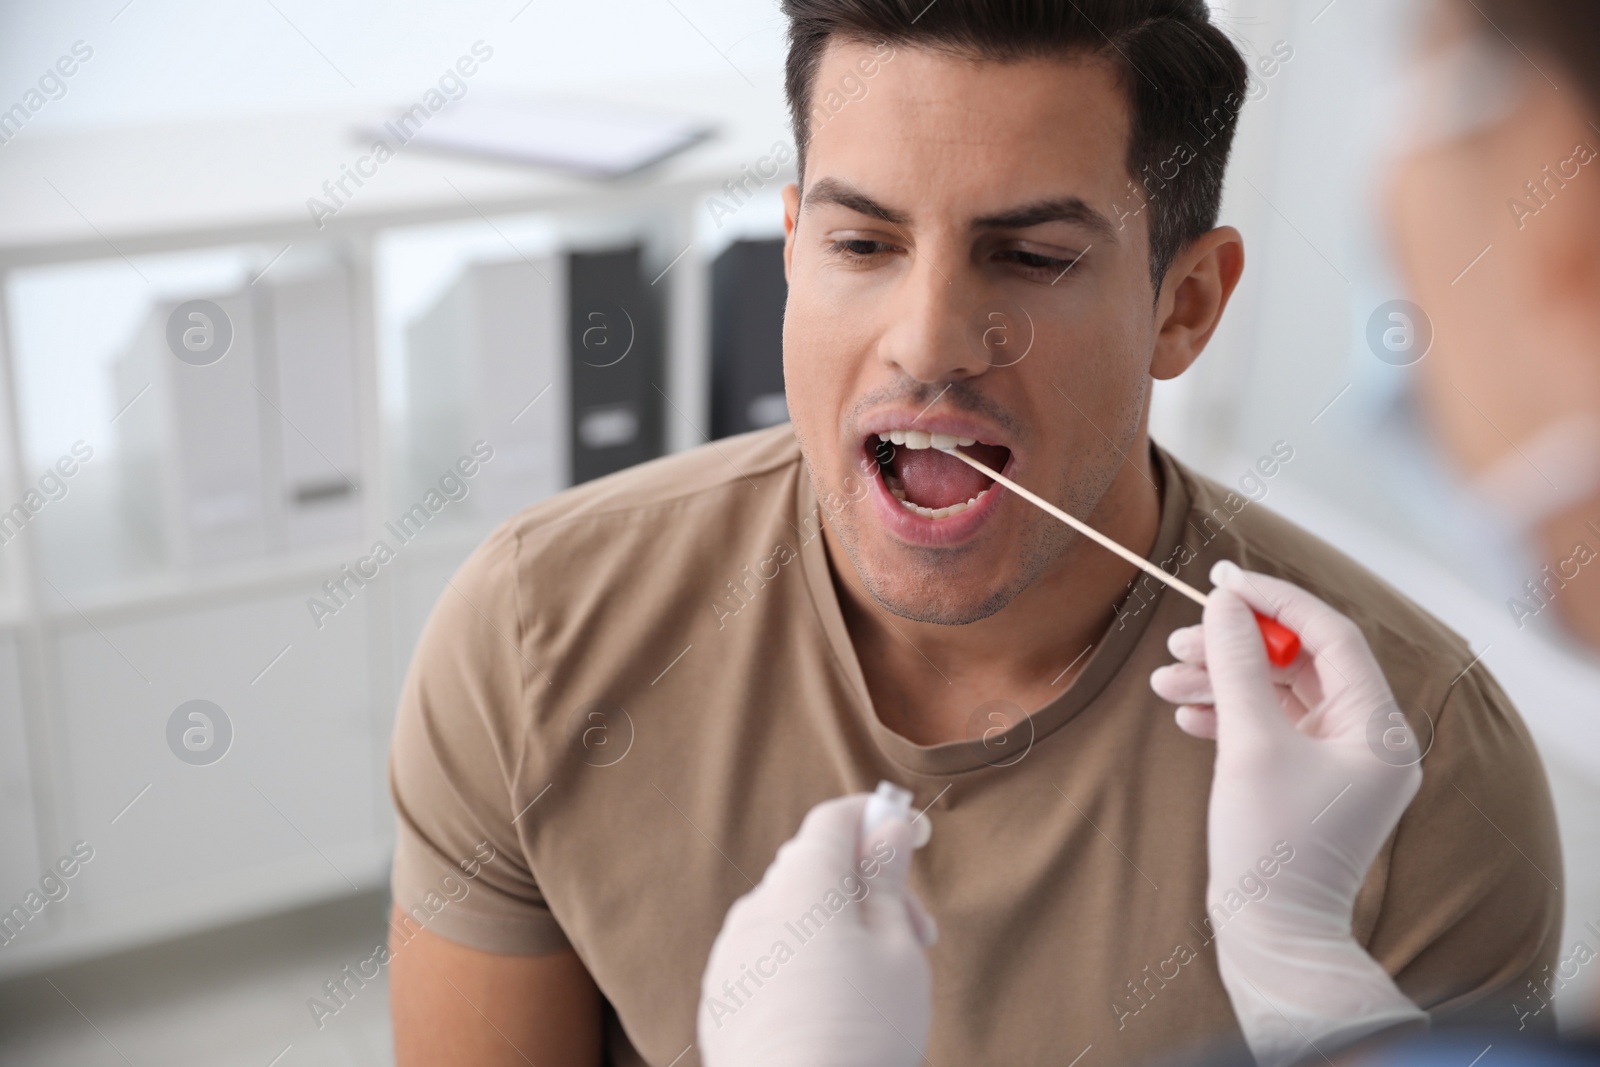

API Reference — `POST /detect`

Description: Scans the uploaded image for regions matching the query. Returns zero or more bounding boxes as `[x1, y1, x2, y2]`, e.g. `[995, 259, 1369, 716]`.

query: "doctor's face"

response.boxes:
[1386, 1, 1600, 496]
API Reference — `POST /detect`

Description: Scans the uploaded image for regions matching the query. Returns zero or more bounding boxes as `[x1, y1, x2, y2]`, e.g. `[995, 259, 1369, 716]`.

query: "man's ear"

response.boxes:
[781, 182, 801, 285]
[1150, 226, 1245, 380]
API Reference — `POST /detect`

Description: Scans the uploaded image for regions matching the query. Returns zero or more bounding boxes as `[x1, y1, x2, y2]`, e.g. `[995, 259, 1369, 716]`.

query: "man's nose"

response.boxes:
[875, 251, 997, 386]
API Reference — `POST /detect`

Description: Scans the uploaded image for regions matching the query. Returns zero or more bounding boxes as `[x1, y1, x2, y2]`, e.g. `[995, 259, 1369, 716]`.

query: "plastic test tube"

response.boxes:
[861, 780, 932, 849]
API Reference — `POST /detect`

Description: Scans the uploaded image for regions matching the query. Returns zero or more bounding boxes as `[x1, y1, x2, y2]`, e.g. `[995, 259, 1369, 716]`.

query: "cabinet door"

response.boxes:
[0, 633, 41, 919]
[49, 588, 377, 938]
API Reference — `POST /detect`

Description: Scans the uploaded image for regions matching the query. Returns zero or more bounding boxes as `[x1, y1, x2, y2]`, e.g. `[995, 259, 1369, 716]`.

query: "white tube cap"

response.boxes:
[861, 780, 932, 848]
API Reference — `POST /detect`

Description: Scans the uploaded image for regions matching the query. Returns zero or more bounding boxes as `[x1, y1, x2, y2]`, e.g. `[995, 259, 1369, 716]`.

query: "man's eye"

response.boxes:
[1001, 249, 1079, 276]
[830, 239, 890, 258]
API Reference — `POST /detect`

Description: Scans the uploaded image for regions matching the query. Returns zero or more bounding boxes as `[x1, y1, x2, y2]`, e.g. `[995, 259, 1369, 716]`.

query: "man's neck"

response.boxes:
[826, 440, 1164, 747]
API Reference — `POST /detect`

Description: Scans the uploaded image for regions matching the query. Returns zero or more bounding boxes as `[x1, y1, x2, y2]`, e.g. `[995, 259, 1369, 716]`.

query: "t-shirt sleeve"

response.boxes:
[1363, 663, 1563, 1029]
[387, 526, 571, 955]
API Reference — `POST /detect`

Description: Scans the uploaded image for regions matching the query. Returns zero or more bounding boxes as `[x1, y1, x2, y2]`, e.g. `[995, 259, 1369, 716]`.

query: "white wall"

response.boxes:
[0, 0, 787, 131]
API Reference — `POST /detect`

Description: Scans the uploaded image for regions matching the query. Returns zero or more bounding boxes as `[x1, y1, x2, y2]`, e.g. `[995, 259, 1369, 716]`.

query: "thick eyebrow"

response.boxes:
[972, 198, 1118, 243]
[803, 178, 1116, 243]
[802, 177, 911, 226]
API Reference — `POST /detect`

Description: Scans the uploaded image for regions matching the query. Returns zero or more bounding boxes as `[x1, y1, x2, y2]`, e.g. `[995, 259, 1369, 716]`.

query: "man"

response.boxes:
[386, 2, 1561, 1064]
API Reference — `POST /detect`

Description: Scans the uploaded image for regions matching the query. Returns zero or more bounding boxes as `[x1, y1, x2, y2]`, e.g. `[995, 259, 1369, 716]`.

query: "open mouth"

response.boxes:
[871, 430, 1013, 520]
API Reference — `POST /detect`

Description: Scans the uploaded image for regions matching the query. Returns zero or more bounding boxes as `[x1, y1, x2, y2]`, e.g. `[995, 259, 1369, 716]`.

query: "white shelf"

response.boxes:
[0, 78, 794, 267]
[0, 79, 791, 975]
[35, 512, 495, 627]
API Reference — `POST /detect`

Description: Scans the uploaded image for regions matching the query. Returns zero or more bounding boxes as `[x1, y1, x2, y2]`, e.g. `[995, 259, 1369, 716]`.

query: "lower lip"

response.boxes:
[865, 445, 1011, 547]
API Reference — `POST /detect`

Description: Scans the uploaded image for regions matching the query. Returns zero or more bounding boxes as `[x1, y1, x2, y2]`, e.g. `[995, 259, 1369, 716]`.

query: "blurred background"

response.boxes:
[1, 0, 1598, 1062]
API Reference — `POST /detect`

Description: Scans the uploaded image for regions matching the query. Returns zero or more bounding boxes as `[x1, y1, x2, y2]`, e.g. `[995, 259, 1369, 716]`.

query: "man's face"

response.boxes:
[783, 41, 1162, 625]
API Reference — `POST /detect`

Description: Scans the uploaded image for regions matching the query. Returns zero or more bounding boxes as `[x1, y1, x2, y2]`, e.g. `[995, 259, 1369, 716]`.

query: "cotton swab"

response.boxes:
[938, 446, 1302, 667]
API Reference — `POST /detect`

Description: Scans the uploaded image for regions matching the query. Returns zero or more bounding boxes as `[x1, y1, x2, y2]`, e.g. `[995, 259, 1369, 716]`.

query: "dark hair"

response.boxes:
[1476, 0, 1600, 118]
[781, 0, 1249, 284]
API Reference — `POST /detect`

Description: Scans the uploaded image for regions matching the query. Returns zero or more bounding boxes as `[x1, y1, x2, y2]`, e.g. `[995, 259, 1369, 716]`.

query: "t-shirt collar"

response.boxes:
[794, 444, 1194, 776]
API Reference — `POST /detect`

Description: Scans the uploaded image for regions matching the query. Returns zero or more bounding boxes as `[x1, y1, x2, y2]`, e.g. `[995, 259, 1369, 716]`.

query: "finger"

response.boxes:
[1166, 625, 1206, 664]
[764, 793, 872, 892]
[1174, 705, 1218, 739]
[860, 816, 928, 936]
[1155, 667, 1299, 703]
[1201, 584, 1292, 742]
[903, 888, 939, 947]
[1151, 662, 1214, 706]
[860, 813, 915, 897]
[1209, 562, 1384, 681]
[1211, 562, 1396, 735]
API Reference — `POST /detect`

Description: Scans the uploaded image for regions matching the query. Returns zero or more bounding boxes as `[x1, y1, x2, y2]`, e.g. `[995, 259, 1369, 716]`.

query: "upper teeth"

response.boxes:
[877, 431, 977, 450]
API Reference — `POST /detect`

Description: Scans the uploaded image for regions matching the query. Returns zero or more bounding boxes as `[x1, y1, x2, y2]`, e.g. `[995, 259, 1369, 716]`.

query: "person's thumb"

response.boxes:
[1203, 565, 1290, 746]
[764, 794, 871, 895]
[861, 815, 938, 945]
[861, 814, 913, 894]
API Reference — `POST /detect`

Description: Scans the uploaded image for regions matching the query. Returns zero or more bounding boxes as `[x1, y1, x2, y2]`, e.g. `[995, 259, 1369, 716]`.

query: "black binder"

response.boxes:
[567, 246, 665, 484]
[710, 238, 789, 440]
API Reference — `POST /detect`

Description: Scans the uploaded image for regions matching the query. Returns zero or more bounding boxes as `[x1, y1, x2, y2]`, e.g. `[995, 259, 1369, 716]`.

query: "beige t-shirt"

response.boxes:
[388, 426, 1562, 1066]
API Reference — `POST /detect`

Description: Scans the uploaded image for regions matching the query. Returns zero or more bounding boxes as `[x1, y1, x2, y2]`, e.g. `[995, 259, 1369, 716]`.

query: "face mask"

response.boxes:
[1369, 387, 1546, 606]
[1466, 413, 1600, 533]
[1395, 30, 1529, 152]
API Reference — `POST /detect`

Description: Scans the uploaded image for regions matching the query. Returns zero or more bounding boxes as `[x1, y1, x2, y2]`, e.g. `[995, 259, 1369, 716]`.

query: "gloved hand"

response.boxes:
[1151, 561, 1429, 1067]
[698, 792, 937, 1067]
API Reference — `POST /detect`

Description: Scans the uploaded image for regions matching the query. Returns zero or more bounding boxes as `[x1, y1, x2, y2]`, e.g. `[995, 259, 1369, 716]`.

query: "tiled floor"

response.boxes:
[0, 891, 395, 1067]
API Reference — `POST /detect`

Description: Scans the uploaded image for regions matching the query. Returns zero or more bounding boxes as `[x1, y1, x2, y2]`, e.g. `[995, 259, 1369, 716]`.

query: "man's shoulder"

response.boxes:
[1170, 457, 1561, 999]
[522, 424, 803, 531]
[455, 424, 806, 599]
[1172, 455, 1473, 684]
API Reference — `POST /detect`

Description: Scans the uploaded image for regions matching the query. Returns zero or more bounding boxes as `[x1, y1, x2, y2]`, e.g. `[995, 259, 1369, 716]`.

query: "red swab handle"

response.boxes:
[1255, 612, 1301, 667]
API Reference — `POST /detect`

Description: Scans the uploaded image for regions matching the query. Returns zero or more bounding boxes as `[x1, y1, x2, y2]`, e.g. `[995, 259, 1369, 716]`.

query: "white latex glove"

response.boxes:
[1150, 561, 1429, 1067]
[698, 792, 937, 1067]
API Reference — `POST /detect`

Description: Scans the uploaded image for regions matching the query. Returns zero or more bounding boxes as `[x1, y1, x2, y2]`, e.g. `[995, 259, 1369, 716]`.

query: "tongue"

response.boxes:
[896, 445, 1006, 509]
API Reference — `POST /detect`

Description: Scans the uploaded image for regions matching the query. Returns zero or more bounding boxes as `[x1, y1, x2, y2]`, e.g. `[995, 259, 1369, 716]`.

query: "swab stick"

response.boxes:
[938, 446, 1302, 667]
